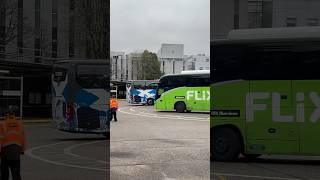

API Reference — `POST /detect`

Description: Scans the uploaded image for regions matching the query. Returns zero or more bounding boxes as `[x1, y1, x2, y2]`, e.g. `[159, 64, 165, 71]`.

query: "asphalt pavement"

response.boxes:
[211, 155, 320, 180]
[110, 101, 210, 180]
[20, 101, 320, 180]
[23, 124, 109, 180]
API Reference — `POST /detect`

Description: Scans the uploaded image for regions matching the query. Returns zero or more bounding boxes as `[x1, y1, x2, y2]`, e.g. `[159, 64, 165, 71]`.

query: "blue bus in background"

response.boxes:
[126, 80, 158, 105]
[52, 60, 109, 138]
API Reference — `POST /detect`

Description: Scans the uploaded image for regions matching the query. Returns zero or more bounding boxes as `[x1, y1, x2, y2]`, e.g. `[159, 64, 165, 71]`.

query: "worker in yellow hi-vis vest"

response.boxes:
[1, 106, 26, 180]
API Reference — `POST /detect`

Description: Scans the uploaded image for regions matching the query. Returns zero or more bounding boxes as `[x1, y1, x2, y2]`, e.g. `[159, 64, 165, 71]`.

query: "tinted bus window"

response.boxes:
[76, 64, 108, 88]
[212, 44, 245, 83]
[146, 82, 158, 89]
[133, 81, 146, 89]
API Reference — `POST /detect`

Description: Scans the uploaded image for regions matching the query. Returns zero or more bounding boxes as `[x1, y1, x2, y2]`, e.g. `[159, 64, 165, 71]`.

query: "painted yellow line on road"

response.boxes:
[218, 175, 227, 180]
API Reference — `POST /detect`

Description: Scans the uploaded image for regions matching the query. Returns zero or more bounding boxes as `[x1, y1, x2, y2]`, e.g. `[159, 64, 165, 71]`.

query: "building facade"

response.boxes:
[158, 44, 185, 75]
[0, 0, 109, 118]
[211, 0, 248, 40]
[185, 54, 210, 71]
[211, 0, 320, 40]
[111, 51, 130, 81]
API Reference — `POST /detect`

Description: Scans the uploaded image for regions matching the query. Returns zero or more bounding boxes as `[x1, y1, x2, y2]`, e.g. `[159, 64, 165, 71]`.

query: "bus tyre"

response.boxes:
[212, 128, 241, 161]
[147, 98, 154, 106]
[175, 102, 186, 113]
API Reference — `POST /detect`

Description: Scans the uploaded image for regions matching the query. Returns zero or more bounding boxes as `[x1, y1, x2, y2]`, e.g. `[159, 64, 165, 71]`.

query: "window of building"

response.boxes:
[29, 92, 42, 104]
[52, 41, 57, 58]
[45, 93, 51, 104]
[18, 0, 24, 55]
[69, 10, 75, 57]
[205, 59, 209, 62]
[173, 61, 175, 74]
[286, 18, 297, 27]
[308, 18, 319, 26]
[234, 0, 240, 29]
[248, 0, 263, 28]
[70, 0, 75, 10]
[191, 62, 195, 70]
[199, 67, 203, 70]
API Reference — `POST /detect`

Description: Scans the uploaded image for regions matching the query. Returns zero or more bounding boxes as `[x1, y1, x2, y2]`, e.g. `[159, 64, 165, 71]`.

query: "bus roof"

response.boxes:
[181, 70, 210, 75]
[54, 59, 108, 65]
[126, 80, 158, 83]
[212, 27, 320, 45]
[160, 71, 209, 80]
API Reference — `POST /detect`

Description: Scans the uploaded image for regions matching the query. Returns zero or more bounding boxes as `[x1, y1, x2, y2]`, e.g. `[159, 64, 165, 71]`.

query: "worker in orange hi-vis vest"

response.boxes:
[110, 95, 119, 122]
[1, 106, 26, 180]
[0, 119, 5, 154]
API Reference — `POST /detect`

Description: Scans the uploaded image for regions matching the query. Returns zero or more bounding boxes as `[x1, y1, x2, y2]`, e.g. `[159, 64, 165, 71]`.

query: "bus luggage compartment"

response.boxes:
[77, 107, 100, 129]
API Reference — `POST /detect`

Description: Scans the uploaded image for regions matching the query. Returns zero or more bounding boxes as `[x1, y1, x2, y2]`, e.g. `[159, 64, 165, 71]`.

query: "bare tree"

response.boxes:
[0, 0, 32, 59]
[76, 0, 109, 59]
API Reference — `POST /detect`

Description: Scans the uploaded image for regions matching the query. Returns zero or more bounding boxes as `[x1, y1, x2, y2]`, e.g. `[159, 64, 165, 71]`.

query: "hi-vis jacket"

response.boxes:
[2, 115, 26, 152]
[110, 98, 119, 109]
[0, 121, 5, 153]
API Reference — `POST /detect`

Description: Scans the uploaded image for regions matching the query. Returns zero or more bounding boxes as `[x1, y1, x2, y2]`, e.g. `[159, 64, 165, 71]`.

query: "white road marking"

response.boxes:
[63, 140, 108, 164]
[212, 173, 301, 180]
[26, 141, 108, 172]
[119, 107, 209, 122]
[161, 172, 177, 180]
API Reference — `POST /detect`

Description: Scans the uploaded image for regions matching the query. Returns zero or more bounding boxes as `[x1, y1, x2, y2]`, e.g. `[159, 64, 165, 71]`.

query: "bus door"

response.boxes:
[246, 80, 298, 154]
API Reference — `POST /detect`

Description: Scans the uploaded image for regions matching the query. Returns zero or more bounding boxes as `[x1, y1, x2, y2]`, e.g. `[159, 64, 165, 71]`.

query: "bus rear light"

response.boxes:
[66, 104, 75, 121]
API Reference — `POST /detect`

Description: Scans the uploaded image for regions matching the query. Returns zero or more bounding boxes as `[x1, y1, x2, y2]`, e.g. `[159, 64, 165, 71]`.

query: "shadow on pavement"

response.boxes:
[235, 157, 320, 165]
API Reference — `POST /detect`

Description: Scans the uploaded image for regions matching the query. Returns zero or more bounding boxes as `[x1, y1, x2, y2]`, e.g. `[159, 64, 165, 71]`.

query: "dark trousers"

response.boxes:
[111, 108, 117, 121]
[1, 159, 21, 180]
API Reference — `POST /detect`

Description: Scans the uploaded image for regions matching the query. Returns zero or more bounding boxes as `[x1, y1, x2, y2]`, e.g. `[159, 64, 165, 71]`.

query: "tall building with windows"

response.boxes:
[0, 0, 109, 118]
[185, 54, 210, 71]
[1, 0, 109, 64]
[211, 0, 320, 39]
[111, 51, 130, 81]
[211, 0, 248, 40]
[158, 44, 185, 75]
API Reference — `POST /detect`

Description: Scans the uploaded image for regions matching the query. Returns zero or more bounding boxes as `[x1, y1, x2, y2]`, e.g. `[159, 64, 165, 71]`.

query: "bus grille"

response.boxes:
[77, 107, 100, 129]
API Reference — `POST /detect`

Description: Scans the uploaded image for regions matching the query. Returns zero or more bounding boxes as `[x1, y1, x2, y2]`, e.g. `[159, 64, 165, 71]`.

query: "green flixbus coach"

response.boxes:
[211, 27, 320, 161]
[155, 70, 210, 113]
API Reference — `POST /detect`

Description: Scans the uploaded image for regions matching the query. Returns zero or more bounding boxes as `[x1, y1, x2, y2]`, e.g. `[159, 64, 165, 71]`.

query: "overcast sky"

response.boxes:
[110, 0, 210, 56]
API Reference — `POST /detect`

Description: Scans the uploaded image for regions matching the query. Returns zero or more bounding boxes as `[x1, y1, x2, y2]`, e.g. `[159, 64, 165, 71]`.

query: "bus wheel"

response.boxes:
[103, 132, 110, 140]
[212, 128, 241, 161]
[175, 102, 186, 113]
[147, 98, 154, 106]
